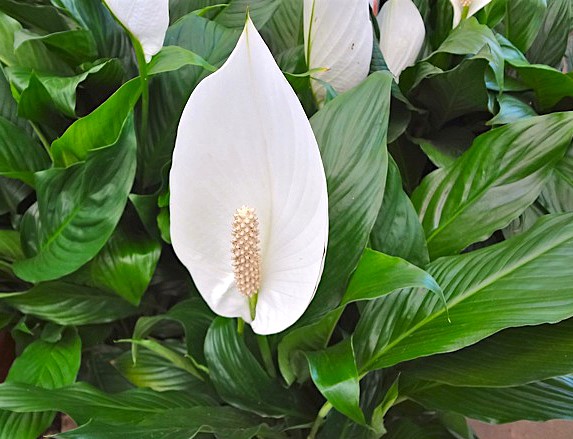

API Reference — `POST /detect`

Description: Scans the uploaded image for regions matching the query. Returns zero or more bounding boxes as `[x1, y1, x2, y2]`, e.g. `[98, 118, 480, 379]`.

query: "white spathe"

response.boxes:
[450, 0, 493, 28]
[170, 18, 329, 335]
[304, 0, 373, 104]
[104, 0, 169, 62]
[377, 0, 425, 80]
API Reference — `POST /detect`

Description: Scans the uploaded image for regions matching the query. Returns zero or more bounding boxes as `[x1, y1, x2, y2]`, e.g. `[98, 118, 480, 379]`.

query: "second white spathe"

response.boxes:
[377, 0, 425, 80]
[304, 0, 373, 104]
[170, 18, 329, 335]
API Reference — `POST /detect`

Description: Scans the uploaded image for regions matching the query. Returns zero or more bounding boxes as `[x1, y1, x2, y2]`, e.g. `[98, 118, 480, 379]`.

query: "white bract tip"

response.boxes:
[450, 0, 493, 28]
[104, 0, 169, 62]
[377, 0, 425, 80]
[304, 0, 373, 104]
[170, 17, 329, 335]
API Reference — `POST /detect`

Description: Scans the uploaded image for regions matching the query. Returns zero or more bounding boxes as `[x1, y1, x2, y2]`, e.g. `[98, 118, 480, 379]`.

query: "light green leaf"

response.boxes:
[307, 338, 365, 425]
[147, 45, 216, 75]
[355, 214, 573, 371]
[412, 113, 573, 259]
[13, 115, 137, 282]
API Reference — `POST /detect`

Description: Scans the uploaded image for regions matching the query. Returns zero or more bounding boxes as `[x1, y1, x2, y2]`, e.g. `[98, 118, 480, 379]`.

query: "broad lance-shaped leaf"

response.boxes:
[0, 328, 80, 439]
[302, 71, 393, 323]
[407, 376, 573, 424]
[412, 112, 573, 259]
[354, 213, 573, 371]
[377, 0, 425, 80]
[12, 115, 137, 283]
[404, 318, 573, 387]
[170, 17, 328, 335]
[103, 0, 169, 62]
[303, 0, 372, 104]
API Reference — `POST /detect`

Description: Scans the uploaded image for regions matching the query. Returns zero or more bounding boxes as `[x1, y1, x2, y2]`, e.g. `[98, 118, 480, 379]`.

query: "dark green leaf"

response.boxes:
[205, 317, 307, 419]
[4, 282, 136, 325]
[13, 115, 137, 282]
[487, 93, 537, 125]
[412, 113, 573, 258]
[0, 117, 49, 186]
[303, 71, 392, 321]
[504, 0, 547, 52]
[214, 0, 281, 28]
[408, 376, 573, 423]
[0, 0, 71, 33]
[527, 0, 572, 67]
[404, 318, 573, 387]
[539, 144, 573, 213]
[260, 0, 303, 55]
[307, 338, 365, 424]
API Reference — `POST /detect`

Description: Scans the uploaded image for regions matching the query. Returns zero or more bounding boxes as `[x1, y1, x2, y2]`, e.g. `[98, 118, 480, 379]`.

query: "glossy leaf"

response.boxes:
[215, 0, 281, 28]
[13, 116, 137, 283]
[51, 78, 141, 167]
[540, 144, 573, 213]
[307, 338, 365, 424]
[205, 318, 307, 419]
[505, 0, 547, 52]
[0, 382, 214, 425]
[408, 376, 573, 423]
[0, 117, 49, 186]
[342, 249, 442, 305]
[527, 0, 572, 67]
[404, 318, 573, 387]
[0, 328, 80, 439]
[412, 113, 573, 258]
[4, 282, 136, 325]
[370, 158, 429, 267]
[303, 71, 393, 322]
[355, 214, 573, 370]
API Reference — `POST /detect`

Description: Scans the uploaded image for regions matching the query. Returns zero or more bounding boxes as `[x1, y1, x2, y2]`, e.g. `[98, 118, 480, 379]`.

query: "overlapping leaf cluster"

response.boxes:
[0, 0, 572, 438]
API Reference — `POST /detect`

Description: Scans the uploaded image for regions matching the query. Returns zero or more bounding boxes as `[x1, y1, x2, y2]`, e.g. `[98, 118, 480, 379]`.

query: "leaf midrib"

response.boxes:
[364, 224, 573, 370]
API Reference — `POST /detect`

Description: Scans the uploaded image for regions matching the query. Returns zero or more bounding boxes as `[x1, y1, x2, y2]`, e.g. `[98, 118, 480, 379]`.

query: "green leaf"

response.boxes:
[509, 59, 573, 110]
[52, 0, 133, 66]
[527, 0, 572, 67]
[51, 78, 141, 167]
[354, 213, 573, 371]
[0, 382, 214, 425]
[4, 282, 136, 325]
[404, 318, 573, 387]
[133, 298, 215, 365]
[214, 0, 281, 28]
[504, 0, 547, 52]
[303, 71, 393, 321]
[342, 249, 442, 306]
[0, 117, 49, 186]
[147, 45, 216, 75]
[138, 13, 239, 187]
[370, 158, 429, 267]
[204, 317, 307, 419]
[259, 0, 303, 55]
[408, 376, 573, 423]
[539, 144, 573, 213]
[87, 222, 161, 306]
[0, 230, 23, 262]
[278, 308, 343, 386]
[0, 328, 81, 439]
[0, 0, 71, 33]
[307, 338, 365, 425]
[13, 115, 137, 283]
[55, 407, 284, 439]
[113, 347, 203, 392]
[487, 93, 537, 125]
[412, 113, 573, 259]
[7, 59, 123, 120]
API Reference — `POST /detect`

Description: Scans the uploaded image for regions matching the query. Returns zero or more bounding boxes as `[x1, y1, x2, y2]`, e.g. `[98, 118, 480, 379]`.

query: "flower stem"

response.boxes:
[30, 121, 52, 160]
[132, 38, 150, 130]
[237, 318, 245, 336]
[249, 293, 258, 320]
[307, 401, 333, 439]
[461, 5, 470, 21]
[257, 335, 276, 378]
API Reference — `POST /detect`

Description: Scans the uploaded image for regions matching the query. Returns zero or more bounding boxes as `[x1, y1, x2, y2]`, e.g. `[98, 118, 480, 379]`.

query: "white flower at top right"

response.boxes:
[450, 0, 493, 28]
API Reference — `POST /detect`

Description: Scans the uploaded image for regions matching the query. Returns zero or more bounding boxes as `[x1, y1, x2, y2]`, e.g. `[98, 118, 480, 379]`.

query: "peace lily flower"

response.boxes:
[450, 0, 493, 28]
[170, 18, 329, 335]
[104, 0, 169, 62]
[304, 0, 373, 104]
[376, 0, 425, 80]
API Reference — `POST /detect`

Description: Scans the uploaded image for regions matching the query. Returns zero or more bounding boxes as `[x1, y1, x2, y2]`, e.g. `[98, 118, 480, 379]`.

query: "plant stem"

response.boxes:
[307, 401, 333, 439]
[237, 318, 245, 336]
[133, 38, 150, 130]
[257, 335, 276, 378]
[30, 122, 52, 160]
